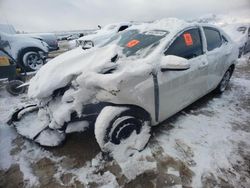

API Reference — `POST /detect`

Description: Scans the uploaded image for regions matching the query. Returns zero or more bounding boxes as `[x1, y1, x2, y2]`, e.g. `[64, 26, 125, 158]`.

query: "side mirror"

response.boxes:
[160, 55, 190, 72]
[81, 40, 94, 50]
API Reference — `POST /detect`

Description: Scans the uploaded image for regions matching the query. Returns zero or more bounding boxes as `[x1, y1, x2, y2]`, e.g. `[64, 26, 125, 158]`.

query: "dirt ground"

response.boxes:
[0, 51, 250, 188]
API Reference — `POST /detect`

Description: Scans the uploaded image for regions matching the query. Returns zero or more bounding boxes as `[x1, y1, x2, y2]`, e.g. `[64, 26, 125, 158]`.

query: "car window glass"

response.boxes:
[203, 27, 222, 51]
[118, 25, 129, 32]
[222, 35, 228, 44]
[164, 28, 203, 59]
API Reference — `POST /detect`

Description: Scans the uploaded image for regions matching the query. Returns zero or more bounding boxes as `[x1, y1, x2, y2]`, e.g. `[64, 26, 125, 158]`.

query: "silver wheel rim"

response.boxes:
[220, 71, 230, 92]
[25, 53, 43, 70]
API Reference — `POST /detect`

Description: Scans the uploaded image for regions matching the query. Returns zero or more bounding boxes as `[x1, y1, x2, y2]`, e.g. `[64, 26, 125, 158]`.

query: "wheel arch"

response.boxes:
[17, 47, 46, 64]
[99, 103, 152, 123]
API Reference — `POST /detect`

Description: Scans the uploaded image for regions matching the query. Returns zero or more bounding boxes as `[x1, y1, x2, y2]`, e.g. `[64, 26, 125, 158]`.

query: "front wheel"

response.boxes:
[94, 106, 151, 159]
[6, 80, 25, 96]
[22, 51, 44, 71]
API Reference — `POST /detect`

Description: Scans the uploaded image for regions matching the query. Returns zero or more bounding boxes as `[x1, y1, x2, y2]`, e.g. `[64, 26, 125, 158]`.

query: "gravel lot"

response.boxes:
[0, 51, 249, 188]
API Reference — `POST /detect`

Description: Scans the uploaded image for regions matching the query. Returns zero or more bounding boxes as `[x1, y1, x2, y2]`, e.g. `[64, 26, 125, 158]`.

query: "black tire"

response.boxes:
[94, 106, 151, 156]
[18, 49, 45, 72]
[215, 67, 233, 94]
[6, 80, 25, 96]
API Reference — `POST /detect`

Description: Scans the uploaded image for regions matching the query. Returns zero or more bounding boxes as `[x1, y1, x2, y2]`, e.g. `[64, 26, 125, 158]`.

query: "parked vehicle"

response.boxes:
[0, 24, 59, 52]
[22, 33, 59, 51]
[223, 23, 250, 57]
[0, 48, 26, 95]
[9, 18, 238, 155]
[74, 22, 131, 49]
[0, 31, 49, 71]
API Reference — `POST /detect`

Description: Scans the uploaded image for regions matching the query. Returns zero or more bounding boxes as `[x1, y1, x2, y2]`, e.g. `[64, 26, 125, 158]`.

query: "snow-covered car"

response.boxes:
[21, 33, 59, 52]
[0, 31, 49, 71]
[73, 22, 131, 49]
[223, 23, 250, 57]
[9, 18, 238, 155]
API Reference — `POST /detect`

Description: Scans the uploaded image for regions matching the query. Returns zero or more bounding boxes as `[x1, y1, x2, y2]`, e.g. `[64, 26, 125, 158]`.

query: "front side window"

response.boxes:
[164, 28, 203, 59]
[203, 27, 222, 51]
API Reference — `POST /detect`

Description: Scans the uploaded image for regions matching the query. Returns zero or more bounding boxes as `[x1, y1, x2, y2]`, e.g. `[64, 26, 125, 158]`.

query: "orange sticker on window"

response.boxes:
[126, 39, 140, 48]
[183, 33, 193, 46]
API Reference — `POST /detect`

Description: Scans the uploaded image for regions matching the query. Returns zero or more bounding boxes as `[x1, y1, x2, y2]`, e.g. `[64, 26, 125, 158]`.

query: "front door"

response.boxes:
[158, 28, 208, 122]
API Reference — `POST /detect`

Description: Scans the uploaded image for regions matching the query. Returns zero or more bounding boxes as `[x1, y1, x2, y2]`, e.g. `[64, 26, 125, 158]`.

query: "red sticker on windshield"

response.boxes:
[126, 39, 140, 48]
[183, 33, 193, 46]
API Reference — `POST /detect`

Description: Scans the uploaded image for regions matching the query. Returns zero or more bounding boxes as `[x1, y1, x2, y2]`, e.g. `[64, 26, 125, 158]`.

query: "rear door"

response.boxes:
[246, 27, 250, 52]
[158, 27, 208, 122]
[203, 27, 228, 90]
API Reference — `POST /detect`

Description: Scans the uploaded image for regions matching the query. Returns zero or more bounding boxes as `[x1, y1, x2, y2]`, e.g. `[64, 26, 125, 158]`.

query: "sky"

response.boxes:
[0, 0, 249, 32]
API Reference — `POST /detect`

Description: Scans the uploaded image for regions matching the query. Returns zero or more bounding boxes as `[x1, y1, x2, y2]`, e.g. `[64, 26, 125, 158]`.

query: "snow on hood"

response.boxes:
[28, 44, 119, 99]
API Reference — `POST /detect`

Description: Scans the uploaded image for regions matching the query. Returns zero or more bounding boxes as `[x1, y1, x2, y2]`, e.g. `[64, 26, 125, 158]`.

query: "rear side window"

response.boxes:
[203, 27, 222, 51]
[164, 28, 203, 59]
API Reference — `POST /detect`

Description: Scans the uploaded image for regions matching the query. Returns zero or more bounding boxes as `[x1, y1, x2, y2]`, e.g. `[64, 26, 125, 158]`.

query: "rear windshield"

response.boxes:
[101, 29, 169, 57]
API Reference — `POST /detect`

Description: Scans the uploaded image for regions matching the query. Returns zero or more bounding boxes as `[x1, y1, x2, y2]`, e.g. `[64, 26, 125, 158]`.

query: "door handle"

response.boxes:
[198, 61, 208, 69]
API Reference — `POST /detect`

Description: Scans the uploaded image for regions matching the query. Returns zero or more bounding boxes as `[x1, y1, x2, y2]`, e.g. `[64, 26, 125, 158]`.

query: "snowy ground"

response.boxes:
[0, 52, 250, 187]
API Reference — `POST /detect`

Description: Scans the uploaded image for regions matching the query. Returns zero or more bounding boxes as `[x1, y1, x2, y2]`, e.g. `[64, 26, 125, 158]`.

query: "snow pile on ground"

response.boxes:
[237, 52, 250, 67]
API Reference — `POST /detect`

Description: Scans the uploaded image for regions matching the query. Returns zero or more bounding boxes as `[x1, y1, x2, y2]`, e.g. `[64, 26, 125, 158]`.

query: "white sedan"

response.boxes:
[9, 18, 238, 155]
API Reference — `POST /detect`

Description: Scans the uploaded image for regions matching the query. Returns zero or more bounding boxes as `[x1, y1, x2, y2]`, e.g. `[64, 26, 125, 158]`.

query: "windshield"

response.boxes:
[101, 29, 169, 57]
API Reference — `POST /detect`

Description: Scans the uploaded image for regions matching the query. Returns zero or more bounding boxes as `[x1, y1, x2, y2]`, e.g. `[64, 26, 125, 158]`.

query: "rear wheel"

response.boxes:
[94, 106, 151, 158]
[215, 68, 232, 94]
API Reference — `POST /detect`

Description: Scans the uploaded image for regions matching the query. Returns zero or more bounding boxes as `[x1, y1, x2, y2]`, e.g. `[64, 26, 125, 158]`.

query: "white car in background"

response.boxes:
[9, 18, 238, 156]
[0, 31, 49, 71]
[223, 23, 250, 57]
[73, 22, 131, 49]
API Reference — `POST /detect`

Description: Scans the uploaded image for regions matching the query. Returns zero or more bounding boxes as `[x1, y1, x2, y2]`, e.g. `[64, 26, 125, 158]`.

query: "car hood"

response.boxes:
[28, 45, 123, 99]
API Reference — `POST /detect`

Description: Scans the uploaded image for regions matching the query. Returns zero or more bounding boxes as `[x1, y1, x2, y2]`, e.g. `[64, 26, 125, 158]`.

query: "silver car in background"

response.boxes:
[0, 31, 49, 71]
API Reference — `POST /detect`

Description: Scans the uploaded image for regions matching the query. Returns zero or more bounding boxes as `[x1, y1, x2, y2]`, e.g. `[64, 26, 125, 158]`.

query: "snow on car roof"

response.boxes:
[128, 18, 192, 34]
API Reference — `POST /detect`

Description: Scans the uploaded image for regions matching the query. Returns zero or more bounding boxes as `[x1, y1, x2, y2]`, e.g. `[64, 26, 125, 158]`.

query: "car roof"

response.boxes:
[127, 18, 198, 34]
